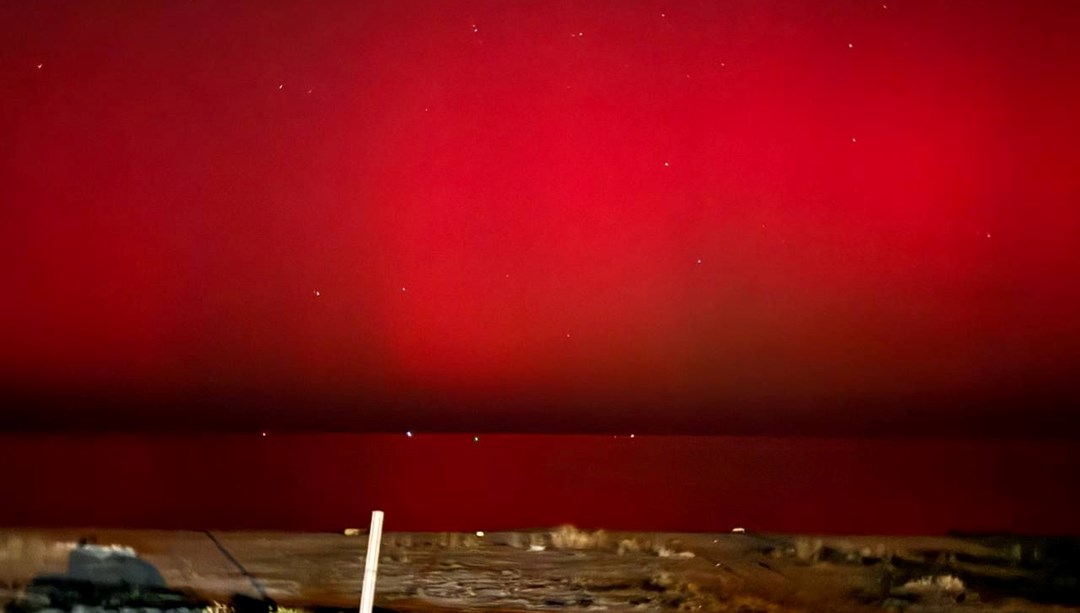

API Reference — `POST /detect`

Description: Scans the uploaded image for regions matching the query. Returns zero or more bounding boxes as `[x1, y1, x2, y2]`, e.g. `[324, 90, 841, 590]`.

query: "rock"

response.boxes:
[793, 538, 824, 563]
[68, 546, 164, 588]
[549, 526, 607, 550]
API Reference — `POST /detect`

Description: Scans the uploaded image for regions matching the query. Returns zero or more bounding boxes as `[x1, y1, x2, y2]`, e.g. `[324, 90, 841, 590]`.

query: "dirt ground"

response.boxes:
[1, 528, 1077, 613]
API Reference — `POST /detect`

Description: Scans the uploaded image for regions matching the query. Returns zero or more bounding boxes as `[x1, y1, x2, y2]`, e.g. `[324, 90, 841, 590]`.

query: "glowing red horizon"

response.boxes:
[3, 434, 1079, 534]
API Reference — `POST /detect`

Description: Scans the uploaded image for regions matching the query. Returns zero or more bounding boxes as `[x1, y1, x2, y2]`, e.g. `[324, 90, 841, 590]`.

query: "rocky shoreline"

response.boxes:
[2, 529, 1077, 613]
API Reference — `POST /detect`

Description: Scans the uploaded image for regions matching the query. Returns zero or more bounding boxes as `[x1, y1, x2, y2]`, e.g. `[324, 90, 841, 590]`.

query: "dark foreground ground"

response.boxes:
[1, 528, 1078, 613]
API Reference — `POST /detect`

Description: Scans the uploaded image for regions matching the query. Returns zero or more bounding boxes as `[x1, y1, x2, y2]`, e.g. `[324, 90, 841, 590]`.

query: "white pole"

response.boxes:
[358, 510, 384, 613]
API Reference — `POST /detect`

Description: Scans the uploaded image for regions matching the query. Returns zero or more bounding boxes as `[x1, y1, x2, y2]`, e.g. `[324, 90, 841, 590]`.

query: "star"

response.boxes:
[401, 287, 407, 292]
[663, 161, 670, 167]
[847, 43, 854, 49]
[696, 259, 702, 264]
[261, 432, 267, 437]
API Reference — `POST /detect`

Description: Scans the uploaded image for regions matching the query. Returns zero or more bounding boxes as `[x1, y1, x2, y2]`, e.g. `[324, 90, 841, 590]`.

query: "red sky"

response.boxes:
[3, 0, 1080, 436]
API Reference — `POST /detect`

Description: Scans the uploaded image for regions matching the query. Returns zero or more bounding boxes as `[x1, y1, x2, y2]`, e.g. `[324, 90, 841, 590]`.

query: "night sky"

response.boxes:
[4, 0, 1080, 436]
